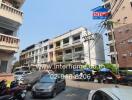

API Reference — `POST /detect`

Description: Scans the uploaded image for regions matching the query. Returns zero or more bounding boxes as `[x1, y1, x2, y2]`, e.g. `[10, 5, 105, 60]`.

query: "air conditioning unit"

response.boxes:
[122, 54, 127, 57]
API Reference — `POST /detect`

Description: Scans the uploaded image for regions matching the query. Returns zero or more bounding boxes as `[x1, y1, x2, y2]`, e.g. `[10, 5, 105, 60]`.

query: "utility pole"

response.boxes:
[83, 33, 94, 66]
[104, 21, 119, 74]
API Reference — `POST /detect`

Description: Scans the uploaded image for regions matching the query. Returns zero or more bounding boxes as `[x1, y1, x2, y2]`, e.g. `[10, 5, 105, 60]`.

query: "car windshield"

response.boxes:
[39, 75, 56, 83]
[15, 72, 23, 75]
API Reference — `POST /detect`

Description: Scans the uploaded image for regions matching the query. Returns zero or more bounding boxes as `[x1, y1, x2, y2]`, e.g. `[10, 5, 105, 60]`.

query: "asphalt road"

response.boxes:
[25, 86, 90, 100]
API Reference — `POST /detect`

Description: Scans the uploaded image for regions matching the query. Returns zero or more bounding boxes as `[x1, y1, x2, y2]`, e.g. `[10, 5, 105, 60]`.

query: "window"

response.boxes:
[128, 39, 132, 43]
[32, 51, 34, 55]
[63, 38, 69, 44]
[92, 91, 113, 100]
[130, 53, 132, 57]
[65, 49, 72, 54]
[49, 44, 53, 49]
[73, 34, 80, 41]
[130, 1, 132, 7]
[75, 47, 83, 52]
[56, 41, 61, 47]
[57, 51, 63, 55]
[110, 46, 114, 52]
[108, 35, 112, 41]
[44, 46, 48, 50]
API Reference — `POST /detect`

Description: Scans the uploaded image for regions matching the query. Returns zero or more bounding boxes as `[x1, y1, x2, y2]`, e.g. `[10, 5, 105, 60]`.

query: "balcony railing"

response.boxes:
[0, 2, 23, 23]
[72, 39, 80, 44]
[63, 43, 69, 47]
[55, 46, 61, 49]
[73, 51, 84, 58]
[64, 53, 72, 59]
[0, 33, 19, 52]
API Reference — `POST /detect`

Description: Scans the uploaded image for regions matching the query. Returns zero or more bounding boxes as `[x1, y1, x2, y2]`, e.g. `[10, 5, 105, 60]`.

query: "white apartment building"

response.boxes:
[20, 27, 105, 69]
[0, 0, 25, 73]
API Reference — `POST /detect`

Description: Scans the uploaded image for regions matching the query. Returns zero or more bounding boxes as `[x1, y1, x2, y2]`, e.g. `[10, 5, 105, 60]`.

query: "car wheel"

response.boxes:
[63, 86, 66, 91]
[32, 92, 37, 99]
[51, 90, 57, 98]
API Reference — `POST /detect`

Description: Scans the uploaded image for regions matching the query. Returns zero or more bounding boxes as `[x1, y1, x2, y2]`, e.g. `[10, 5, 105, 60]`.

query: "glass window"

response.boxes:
[75, 47, 83, 52]
[63, 38, 69, 44]
[73, 35, 80, 41]
[130, 1, 132, 7]
[65, 49, 72, 54]
[39, 75, 56, 83]
[92, 91, 113, 100]
[49, 44, 54, 49]
[56, 41, 61, 47]
[44, 46, 48, 50]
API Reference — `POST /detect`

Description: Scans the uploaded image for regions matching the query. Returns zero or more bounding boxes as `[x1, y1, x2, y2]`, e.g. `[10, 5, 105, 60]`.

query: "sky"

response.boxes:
[17, 0, 109, 61]
[19, 0, 102, 50]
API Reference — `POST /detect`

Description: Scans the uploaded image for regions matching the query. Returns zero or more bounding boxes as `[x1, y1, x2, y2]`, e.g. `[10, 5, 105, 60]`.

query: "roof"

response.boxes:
[54, 27, 87, 39]
[38, 39, 50, 44]
[22, 44, 35, 52]
[100, 87, 132, 100]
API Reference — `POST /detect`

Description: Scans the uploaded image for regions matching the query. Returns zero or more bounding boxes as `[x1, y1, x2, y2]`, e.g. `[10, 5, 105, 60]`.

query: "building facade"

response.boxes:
[20, 27, 105, 69]
[102, 0, 132, 69]
[0, 0, 25, 73]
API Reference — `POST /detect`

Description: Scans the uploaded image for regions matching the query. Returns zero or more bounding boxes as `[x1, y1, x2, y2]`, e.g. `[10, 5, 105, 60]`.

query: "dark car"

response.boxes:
[31, 74, 66, 98]
[22, 71, 48, 90]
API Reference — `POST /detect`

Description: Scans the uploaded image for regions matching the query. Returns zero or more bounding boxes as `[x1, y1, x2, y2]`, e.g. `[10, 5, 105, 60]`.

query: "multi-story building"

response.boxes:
[20, 27, 105, 69]
[0, 0, 25, 73]
[102, 0, 132, 70]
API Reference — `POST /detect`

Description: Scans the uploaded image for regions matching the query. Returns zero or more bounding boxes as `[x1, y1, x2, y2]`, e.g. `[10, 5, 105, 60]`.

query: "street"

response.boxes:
[26, 86, 90, 100]
[25, 78, 120, 100]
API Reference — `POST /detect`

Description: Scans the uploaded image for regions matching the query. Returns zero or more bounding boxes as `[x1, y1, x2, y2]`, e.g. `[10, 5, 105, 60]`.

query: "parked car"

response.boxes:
[23, 71, 48, 90]
[88, 86, 132, 100]
[43, 70, 54, 74]
[14, 71, 31, 84]
[31, 74, 66, 98]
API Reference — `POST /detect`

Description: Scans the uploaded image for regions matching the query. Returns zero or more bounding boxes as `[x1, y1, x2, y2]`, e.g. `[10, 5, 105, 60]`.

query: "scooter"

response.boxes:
[0, 80, 27, 100]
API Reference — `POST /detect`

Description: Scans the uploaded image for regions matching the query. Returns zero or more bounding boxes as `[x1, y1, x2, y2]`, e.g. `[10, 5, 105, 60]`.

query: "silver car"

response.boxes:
[31, 74, 66, 98]
[88, 86, 132, 100]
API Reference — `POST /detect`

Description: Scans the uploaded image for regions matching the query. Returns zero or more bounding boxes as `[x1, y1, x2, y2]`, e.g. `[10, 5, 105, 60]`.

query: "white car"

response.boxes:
[88, 86, 132, 100]
[14, 71, 31, 84]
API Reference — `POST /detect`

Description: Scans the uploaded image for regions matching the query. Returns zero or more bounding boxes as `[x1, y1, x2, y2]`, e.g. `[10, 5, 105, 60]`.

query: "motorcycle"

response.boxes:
[0, 80, 27, 100]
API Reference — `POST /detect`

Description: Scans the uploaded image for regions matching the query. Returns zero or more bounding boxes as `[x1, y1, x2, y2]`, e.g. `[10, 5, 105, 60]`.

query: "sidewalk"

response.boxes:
[66, 79, 129, 90]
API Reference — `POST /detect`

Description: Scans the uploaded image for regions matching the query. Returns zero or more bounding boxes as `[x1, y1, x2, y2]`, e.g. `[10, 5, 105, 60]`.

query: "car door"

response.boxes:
[56, 77, 62, 92]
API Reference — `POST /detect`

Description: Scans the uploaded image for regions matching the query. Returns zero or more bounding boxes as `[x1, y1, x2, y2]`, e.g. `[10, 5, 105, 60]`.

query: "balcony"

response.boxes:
[0, 2, 23, 24]
[64, 53, 72, 59]
[55, 46, 61, 49]
[0, 33, 19, 52]
[72, 39, 80, 44]
[73, 51, 84, 58]
[63, 43, 69, 47]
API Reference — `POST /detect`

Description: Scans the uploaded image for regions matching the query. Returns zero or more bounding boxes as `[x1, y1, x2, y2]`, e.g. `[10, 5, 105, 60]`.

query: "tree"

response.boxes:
[13, 61, 20, 69]
[103, 63, 117, 74]
[81, 64, 91, 70]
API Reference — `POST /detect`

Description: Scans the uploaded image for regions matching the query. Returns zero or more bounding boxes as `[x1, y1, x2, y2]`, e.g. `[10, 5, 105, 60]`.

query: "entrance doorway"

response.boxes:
[0, 61, 8, 72]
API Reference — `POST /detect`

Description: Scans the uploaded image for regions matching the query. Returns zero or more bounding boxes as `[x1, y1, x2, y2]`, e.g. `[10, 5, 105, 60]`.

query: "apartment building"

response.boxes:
[102, 0, 132, 69]
[0, 0, 25, 73]
[20, 27, 105, 69]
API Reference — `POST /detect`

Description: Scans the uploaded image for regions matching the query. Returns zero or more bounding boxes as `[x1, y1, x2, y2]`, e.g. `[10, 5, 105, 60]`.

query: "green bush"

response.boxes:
[103, 63, 118, 74]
